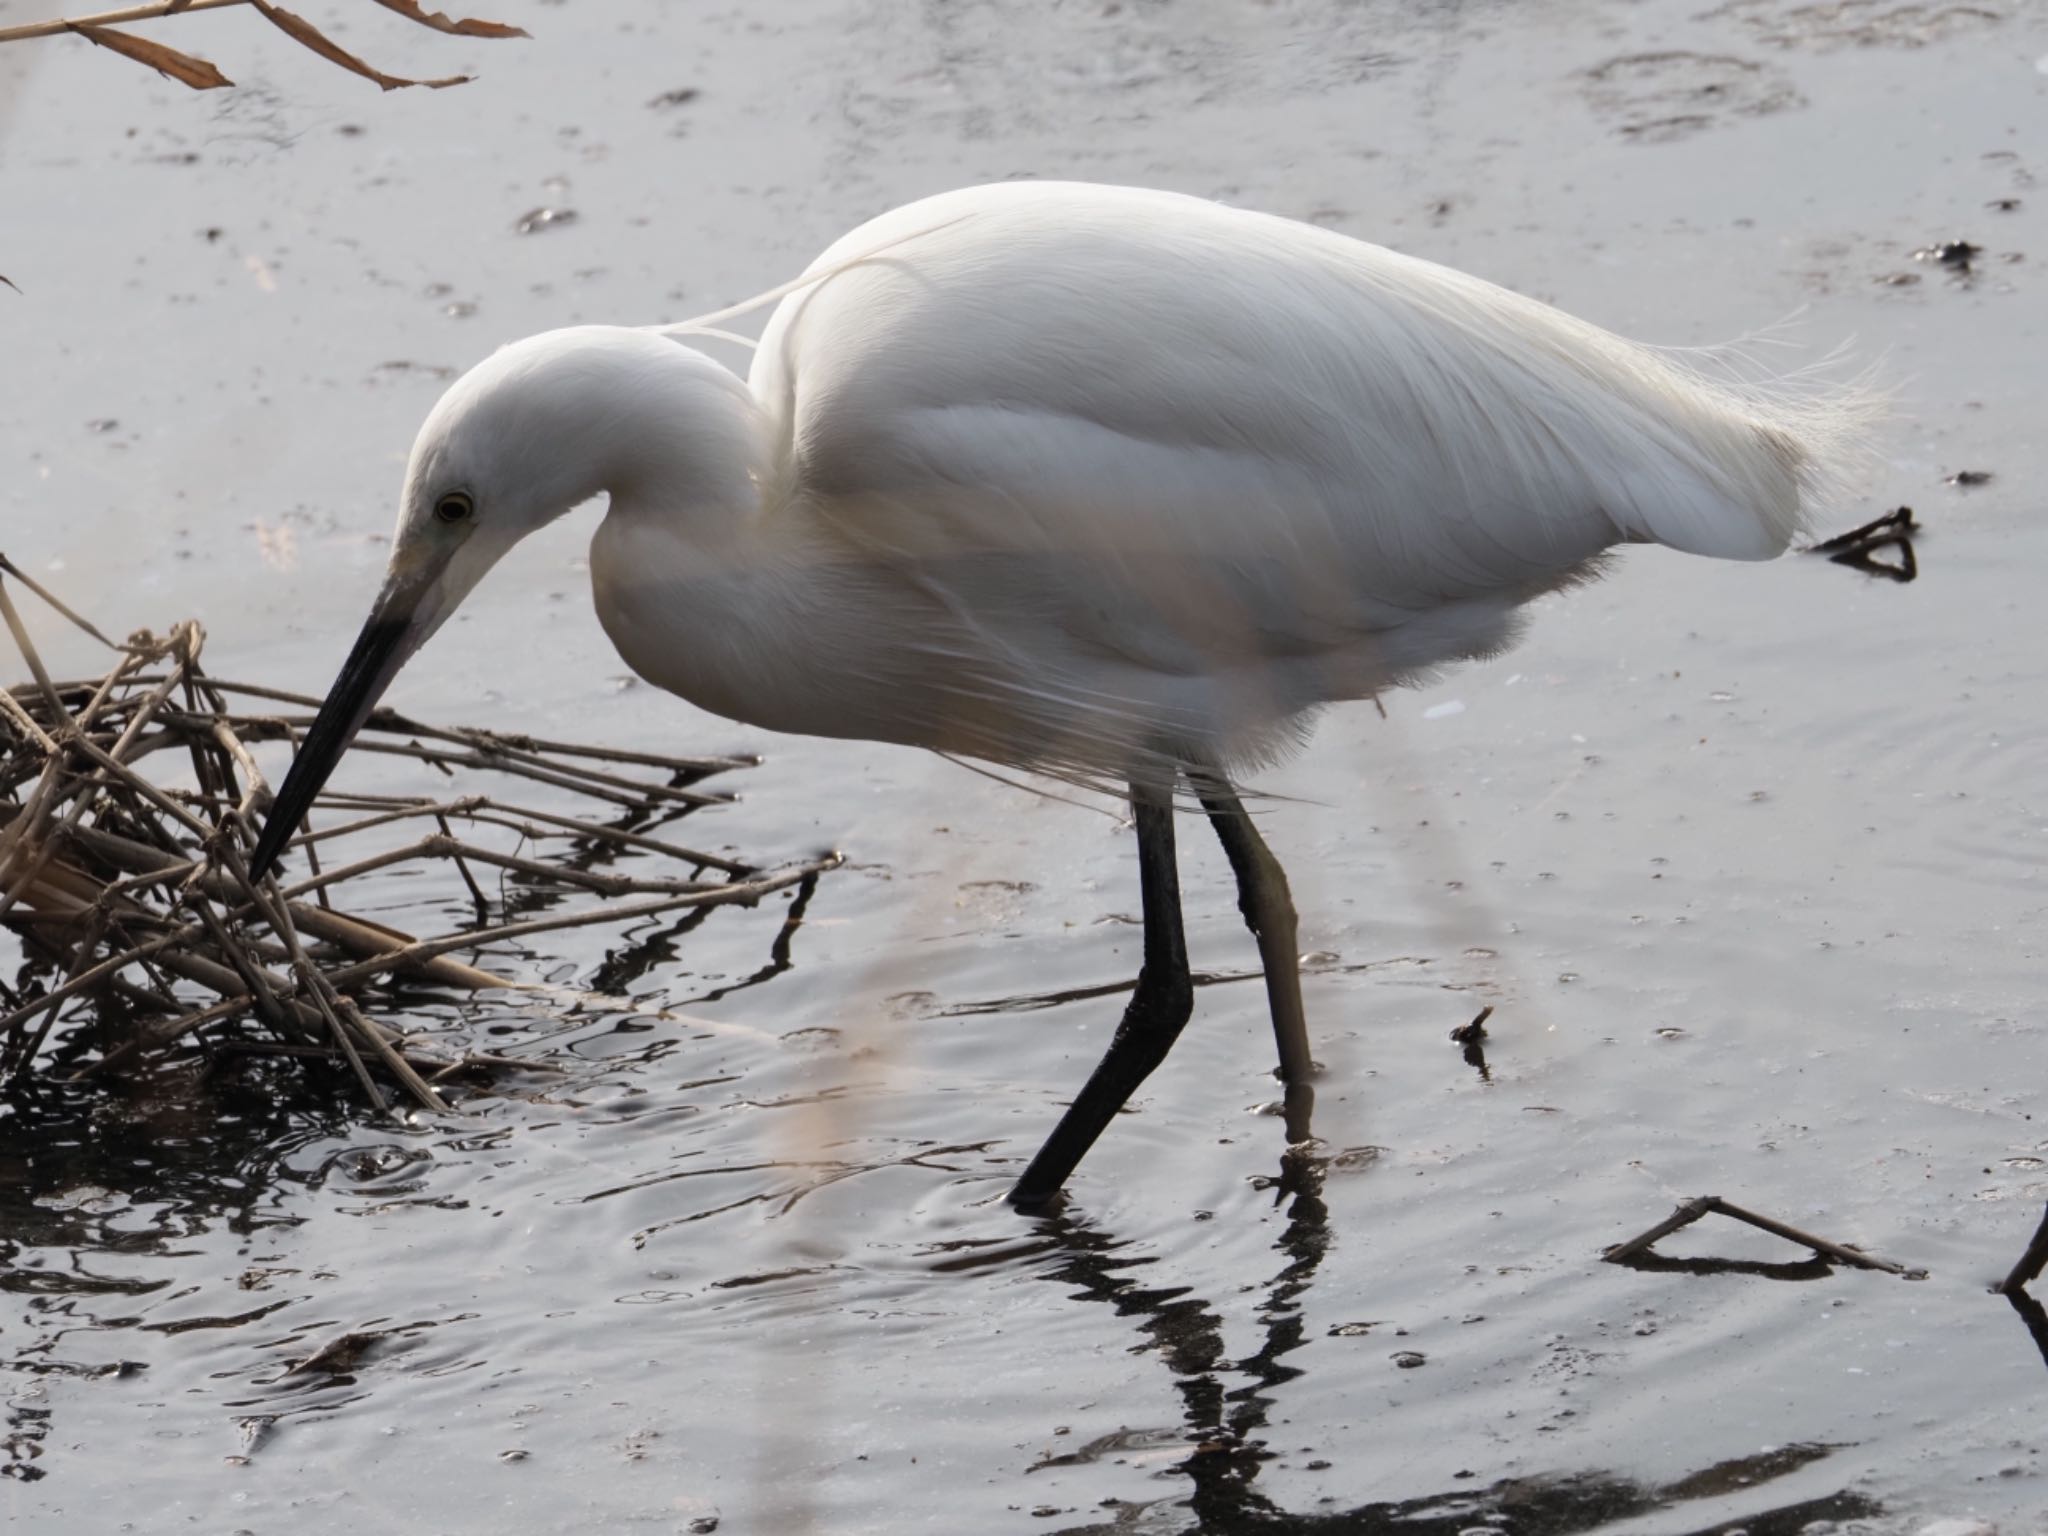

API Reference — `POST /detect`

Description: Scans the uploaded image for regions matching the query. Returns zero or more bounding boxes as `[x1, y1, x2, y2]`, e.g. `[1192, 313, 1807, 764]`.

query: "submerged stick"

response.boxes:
[1604, 1194, 1923, 1278]
[1997, 1204, 2048, 1296]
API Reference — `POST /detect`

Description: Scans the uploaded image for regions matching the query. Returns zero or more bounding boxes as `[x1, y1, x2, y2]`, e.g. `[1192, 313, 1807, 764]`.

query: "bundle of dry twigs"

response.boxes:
[0, 555, 838, 1109]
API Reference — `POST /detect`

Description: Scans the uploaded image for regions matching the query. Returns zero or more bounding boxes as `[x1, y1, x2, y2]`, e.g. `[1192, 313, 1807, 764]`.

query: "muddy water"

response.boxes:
[3, 0, 2046, 1531]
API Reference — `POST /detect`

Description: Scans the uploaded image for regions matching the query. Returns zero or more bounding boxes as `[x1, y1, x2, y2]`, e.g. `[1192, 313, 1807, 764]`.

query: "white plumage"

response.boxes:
[252, 180, 1874, 1202]
[422, 180, 1862, 788]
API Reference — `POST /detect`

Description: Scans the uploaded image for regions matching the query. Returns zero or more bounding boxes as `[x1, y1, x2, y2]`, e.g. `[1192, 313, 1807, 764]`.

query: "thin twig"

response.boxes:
[171, 717, 732, 810]
[0, 575, 72, 732]
[275, 832, 725, 904]
[319, 855, 842, 989]
[192, 680, 753, 774]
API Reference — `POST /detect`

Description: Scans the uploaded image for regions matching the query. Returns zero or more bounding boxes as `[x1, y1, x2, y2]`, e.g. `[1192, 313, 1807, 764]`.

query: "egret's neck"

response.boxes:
[580, 339, 776, 547]
[586, 339, 830, 728]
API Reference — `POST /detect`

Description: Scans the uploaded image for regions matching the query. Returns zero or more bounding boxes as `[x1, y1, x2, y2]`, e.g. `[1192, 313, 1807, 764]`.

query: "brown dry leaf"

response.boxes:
[66, 23, 232, 90]
[364, 0, 528, 40]
[248, 0, 469, 90]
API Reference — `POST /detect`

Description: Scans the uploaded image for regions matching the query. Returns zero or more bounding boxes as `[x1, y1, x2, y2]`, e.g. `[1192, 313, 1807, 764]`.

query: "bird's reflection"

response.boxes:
[1023, 1158, 1332, 1529]
[1024, 1157, 1882, 1534]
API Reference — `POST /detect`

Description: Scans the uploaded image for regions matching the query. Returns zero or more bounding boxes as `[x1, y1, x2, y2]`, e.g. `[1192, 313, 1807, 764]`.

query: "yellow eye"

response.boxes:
[434, 491, 475, 525]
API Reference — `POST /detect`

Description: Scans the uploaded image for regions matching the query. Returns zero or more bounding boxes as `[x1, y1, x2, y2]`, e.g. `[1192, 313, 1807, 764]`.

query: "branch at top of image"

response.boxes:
[0, 0, 526, 92]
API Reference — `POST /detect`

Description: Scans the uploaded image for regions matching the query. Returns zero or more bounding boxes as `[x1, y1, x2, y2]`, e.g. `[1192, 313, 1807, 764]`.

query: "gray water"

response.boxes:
[3, 1, 2045, 1531]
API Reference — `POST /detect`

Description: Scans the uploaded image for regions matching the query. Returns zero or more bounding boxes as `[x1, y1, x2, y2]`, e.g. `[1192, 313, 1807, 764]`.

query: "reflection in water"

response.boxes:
[0, 1062, 352, 1483]
[2004, 1286, 2048, 1375]
[455, 796, 751, 993]
[1603, 1250, 1836, 1283]
[1031, 1160, 1880, 1534]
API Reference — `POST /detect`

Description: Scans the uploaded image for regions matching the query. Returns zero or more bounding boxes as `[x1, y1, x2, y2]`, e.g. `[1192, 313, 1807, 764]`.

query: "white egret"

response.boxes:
[248, 181, 1872, 1205]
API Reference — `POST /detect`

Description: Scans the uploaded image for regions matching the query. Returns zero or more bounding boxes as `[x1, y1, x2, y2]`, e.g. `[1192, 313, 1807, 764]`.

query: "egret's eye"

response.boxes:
[433, 491, 475, 525]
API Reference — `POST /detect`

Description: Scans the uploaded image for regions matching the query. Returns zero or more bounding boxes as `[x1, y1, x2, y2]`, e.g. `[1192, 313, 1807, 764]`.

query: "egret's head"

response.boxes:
[392, 327, 673, 605]
[248, 326, 725, 880]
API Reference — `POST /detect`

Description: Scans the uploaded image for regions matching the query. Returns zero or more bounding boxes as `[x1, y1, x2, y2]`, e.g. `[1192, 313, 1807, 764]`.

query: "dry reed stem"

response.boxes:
[0, 0, 249, 44]
[0, 576, 71, 720]
[276, 831, 728, 903]
[282, 794, 753, 876]
[154, 709, 735, 809]
[0, 680, 58, 753]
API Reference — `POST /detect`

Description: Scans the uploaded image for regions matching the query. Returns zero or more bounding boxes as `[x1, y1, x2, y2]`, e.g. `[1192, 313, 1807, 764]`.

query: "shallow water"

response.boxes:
[3, 0, 2046, 1531]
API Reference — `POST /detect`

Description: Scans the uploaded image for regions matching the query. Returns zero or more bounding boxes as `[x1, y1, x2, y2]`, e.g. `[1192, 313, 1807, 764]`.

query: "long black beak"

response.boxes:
[246, 605, 424, 883]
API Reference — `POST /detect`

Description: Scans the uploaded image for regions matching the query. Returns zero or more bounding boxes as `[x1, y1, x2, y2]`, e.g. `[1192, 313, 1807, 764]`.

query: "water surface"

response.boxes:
[2, 0, 2045, 1530]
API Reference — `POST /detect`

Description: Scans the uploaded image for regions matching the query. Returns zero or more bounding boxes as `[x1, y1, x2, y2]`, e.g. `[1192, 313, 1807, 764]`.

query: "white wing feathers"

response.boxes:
[752, 182, 1870, 600]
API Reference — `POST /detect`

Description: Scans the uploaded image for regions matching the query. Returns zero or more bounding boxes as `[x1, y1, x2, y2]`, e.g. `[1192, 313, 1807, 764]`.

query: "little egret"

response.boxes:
[248, 181, 1871, 1205]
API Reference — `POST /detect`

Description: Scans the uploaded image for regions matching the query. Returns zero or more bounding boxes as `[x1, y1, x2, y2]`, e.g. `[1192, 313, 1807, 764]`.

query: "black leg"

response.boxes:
[1192, 772, 1316, 1149]
[1010, 779, 1194, 1208]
